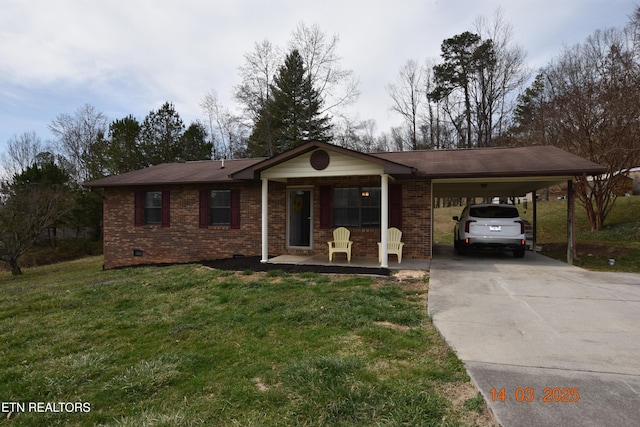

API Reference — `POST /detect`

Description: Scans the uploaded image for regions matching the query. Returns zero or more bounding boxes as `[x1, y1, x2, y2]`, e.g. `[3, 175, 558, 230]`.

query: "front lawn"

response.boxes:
[0, 257, 494, 426]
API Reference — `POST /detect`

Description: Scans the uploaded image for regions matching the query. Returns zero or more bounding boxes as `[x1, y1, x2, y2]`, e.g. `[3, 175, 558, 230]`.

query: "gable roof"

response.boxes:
[83, 142, 607, 188]
[231, 140, 414, 179]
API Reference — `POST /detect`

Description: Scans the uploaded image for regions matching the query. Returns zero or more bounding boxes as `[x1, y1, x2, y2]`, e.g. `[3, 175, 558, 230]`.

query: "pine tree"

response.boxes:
[102, 115, 145, 176]
[248, 49, 331, 157]
[140, 102, 185, 165]
[179, 122, 213, 161]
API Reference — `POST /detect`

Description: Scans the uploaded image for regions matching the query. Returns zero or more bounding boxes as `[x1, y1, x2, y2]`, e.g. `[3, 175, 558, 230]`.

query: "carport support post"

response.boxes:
[261, 178, 269, 263]
[532, 191, 537, 252]
[567, 180, 575, 265]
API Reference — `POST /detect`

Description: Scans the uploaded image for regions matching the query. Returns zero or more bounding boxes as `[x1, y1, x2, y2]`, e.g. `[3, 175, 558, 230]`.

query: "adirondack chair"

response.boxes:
[327, 227, 353, 262]
[378, 227, 404, 263]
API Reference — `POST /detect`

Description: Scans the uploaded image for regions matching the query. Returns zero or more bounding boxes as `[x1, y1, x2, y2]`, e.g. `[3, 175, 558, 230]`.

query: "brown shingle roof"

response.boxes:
[83, 144, 607, 188]
[83, 158, 264, 188]
[372, 145, 606, 178]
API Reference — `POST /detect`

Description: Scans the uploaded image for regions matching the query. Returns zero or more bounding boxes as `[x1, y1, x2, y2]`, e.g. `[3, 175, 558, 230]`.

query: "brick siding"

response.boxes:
[102, 177, 432, 269]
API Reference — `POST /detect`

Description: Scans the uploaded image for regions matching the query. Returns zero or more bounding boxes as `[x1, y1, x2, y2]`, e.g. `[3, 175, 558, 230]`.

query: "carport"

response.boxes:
[430, 146, 608, 263]
[434, 176, 565, 258]
[378, 146, 607, 264]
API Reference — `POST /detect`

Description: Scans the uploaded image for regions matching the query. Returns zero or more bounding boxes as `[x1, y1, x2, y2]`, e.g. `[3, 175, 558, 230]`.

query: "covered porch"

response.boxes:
[266, 254, 431, 271]
[232, 142, 417, 268]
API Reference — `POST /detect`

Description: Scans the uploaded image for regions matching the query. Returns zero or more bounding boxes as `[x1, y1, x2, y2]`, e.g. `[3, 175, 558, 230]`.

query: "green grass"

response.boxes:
[434, 196, 640, 272]
[0, 257, 491, 426]
[0, 239, 103, 272]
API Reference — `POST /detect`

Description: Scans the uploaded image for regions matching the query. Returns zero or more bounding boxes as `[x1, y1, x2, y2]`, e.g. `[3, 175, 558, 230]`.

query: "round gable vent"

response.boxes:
[310, 149, 330, 170]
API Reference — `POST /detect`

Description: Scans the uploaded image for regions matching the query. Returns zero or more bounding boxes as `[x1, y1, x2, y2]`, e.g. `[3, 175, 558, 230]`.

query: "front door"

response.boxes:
[288, 189, 312, 248]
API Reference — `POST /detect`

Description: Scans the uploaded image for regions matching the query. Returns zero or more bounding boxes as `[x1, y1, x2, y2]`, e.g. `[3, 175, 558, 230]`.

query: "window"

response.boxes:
[333, 187, 380, 228]
[333, 188, 359, 227]
[199, 189, 240, 229]
[320, 184, 402, 230]
[470, 205, 519, 218]
[210, 190, 230, 225]
[135, 190, 170, 227]
[144, 191, 162, 224]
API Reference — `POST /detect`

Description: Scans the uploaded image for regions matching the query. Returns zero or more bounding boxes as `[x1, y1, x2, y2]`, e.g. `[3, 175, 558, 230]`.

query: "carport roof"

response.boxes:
[372, 145, 606, 178]
[374, 145, 607, 197]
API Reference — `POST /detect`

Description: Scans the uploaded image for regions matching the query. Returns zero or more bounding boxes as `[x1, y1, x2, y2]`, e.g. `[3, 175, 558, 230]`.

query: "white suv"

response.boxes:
[453, 204, 526, 258]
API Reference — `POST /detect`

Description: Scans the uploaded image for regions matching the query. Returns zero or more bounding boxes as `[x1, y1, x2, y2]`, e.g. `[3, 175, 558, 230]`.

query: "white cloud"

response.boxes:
[0, 0, 635, 150]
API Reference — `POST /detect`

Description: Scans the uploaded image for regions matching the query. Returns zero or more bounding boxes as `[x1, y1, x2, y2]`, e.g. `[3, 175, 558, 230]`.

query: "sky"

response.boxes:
[0, 0, 635, 156]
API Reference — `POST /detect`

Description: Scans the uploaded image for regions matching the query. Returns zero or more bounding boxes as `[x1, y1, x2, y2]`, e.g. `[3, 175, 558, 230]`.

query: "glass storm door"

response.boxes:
[288, 189, 312, 248]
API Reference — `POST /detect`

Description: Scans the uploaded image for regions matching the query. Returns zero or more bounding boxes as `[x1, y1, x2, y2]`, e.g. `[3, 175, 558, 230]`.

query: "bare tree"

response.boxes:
[387, 59, 424, 150]
[0, 184, 73, 275]
[422, 58, 463, 149]
[474, 8, 529, 145]
[201, 90, 248, 159]
[49, 104, 108, 182]
[333, 117, 381, 153]
[289, 22, 360, 115]
[631, 5, 640, 50]
[0, 132, 47, 179]
[518, 25, 640, 230]
[234, 39, 282, 125]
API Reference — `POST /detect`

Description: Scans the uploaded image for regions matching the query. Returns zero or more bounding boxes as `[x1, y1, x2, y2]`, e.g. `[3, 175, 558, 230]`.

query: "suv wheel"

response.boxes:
[456, 238, 467, 256]
[513, 247, 525, 258]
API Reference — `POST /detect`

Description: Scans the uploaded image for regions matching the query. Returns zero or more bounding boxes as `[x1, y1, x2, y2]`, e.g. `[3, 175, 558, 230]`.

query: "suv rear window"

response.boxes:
[469, 205, 519, 218]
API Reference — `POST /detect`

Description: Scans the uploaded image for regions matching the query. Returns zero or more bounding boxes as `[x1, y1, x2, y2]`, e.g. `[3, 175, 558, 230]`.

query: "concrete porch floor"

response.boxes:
[266, 254, 431, 271]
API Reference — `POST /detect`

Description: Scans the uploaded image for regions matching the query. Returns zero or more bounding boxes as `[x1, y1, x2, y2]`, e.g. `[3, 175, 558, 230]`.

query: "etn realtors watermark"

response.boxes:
[2, 401, 91, 414]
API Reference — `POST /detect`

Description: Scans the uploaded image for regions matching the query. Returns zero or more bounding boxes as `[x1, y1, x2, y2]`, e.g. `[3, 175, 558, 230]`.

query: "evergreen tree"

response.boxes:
[429, 32, 495, 148]
[179, 122, 212, 161]
[89, 115, 145, 178]
[140, 102, 185, 165]
[248, 49, 331, 157]
[106, 115, 145, 174]
[11, 160, 71, 189]
[510, 73, 546, 144]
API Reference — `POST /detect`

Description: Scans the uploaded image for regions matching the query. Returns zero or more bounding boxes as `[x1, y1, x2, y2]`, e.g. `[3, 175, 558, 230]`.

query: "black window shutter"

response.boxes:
[199, 189, 210, 228]
[161, 190, 170, 227]
[134, 190, 144, 226]
[230, 189, 241, 229]
[389, 184, 402, 229]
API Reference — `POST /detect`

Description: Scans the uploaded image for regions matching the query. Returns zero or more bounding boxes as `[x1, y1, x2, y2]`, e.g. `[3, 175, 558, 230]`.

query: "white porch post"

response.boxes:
[380, 173, 389, 267]
[261, 178, 269, 263]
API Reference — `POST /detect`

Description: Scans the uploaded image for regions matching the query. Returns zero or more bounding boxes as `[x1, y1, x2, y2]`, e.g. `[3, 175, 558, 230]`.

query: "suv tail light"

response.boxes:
[516, 220, 525, 234]
[464, 220, 476, 233]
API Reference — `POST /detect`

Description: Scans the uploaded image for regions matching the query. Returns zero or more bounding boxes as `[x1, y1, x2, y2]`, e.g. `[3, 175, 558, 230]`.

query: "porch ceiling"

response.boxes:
[432, 176, 573, 198]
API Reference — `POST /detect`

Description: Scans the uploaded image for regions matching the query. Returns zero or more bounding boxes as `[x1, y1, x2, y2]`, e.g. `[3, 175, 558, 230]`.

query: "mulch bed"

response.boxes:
[200, 256, 391, 276]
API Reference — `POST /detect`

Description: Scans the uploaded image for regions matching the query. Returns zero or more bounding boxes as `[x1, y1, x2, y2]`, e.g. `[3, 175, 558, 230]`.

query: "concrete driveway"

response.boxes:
[428, 245, 640, 427]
